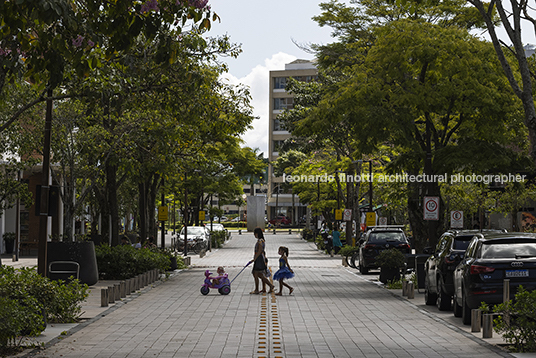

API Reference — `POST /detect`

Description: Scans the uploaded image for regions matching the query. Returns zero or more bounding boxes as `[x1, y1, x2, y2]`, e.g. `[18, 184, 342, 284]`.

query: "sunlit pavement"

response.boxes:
[2, 232, 522, 358]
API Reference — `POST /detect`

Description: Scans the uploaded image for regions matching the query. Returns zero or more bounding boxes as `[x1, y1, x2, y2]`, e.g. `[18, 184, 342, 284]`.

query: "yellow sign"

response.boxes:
[158, 206, 168, 221]
[335, 209, 342, 221]
[365, 211, 376, 227]
[199, 210, 206, 221]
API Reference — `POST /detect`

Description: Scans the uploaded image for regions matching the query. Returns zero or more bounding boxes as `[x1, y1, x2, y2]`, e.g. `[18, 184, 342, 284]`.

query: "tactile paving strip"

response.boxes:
[254, 268, 283, 358]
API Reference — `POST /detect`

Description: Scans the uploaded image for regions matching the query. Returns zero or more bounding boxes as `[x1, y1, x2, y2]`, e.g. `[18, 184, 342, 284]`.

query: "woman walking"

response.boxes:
[249, 227, 274, 294]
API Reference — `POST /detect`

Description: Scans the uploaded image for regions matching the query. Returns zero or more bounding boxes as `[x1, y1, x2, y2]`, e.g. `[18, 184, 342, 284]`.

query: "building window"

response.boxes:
[274, 97, 293, 110]
[274, 77, 287, 89]
[293, 75, 318, 83]
[274, 118, 282, 131]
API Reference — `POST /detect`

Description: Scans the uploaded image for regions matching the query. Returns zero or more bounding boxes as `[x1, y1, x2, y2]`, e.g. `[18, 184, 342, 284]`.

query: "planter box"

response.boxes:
[47, 241, 99, 286]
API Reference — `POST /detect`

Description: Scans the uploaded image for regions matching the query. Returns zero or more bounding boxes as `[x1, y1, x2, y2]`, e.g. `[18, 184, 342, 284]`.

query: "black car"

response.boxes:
[453, 232, 536, 325]
[355, 226, 411, 274]
[424, 229, 506, 311]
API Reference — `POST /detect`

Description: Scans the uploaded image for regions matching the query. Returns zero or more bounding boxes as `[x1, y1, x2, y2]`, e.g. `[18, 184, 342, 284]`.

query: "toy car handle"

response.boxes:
[230, 261, 252, 284]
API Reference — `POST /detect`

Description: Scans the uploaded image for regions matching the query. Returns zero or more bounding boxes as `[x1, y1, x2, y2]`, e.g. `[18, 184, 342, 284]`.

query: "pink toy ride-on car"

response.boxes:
[200, 270, 231, 295]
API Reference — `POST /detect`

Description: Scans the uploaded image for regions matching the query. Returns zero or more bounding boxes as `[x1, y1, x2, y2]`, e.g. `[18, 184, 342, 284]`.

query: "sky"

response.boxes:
[207, 1, 337, 158]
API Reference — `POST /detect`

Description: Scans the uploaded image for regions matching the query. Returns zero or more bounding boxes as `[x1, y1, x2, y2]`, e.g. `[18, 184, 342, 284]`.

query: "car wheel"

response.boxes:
[424, 275, 437, 306]
[453, 291, 462, 317]
[436, 281, 451, 311]
[461, 289, 471, 325]
[200, 286, 210, 295]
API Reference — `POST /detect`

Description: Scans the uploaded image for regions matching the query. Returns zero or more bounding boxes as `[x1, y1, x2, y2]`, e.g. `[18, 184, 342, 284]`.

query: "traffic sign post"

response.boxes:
[423, 197, 439, 220]
[451, 210, 463, 228]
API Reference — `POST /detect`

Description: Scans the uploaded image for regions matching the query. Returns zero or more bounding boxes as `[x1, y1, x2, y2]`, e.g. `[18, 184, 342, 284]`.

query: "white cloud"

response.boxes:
[221, 52, 297, 158]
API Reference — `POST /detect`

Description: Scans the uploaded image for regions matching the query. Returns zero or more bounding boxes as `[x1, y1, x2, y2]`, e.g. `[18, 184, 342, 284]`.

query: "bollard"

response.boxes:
[126, 279, 131, 294]
[108, 286, 115, 303]
[101, 288, 109, 307]
[114, 284, 120, 301]
[120, 281, 126, 298]
[503, 279, 510, 303]
[134, 276, 139, 291]
[273, 229, 276, 235]
[289, 229, 292, 234]
[238, 229, 241, 235]
[407, 282, 415, 299]
[482, 314, 493, 338]
[402, 280, 408, 297]
[471, 309, 481, 332]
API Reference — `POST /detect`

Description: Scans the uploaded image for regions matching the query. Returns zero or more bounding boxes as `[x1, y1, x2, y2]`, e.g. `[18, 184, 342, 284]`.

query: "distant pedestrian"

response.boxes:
[249, 227, 274, 294]
[274, 246, 294, 296]
[134, 237, 142, 249]
[332, 225, 342, 255]
[121, 236, 130, 245]
[145, 236, 156, 248]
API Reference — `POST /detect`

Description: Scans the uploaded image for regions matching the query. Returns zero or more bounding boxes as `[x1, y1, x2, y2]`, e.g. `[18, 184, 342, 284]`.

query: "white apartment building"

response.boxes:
[267, 59, 318, 223]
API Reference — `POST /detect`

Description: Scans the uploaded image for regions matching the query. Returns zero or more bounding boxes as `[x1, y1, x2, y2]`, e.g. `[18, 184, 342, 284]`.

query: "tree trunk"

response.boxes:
[106, 161, 120, 246]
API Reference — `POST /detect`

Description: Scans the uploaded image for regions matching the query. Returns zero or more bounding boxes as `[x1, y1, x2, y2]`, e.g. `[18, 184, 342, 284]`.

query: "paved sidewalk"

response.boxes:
[3, 233, 519, 357]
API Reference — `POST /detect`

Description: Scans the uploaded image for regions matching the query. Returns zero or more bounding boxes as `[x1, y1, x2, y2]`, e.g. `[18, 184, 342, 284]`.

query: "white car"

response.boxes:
[175, 226, 210, 253]
[213, 216, 228, 222]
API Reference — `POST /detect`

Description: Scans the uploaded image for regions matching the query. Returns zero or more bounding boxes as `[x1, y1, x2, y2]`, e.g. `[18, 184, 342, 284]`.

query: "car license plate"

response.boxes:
[505, 269, 529, 278]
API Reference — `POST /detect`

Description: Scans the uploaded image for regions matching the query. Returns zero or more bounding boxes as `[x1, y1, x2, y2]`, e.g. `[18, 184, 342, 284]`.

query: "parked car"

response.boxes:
[175, 226, 210, 253]
[424, 229, 506, 310]
[453, 232, 536, 325]
[212, 216, 228, 222]
[355, 226, 411, 274]
[209, 223, 230, 240]
[268, 215, 291, 226]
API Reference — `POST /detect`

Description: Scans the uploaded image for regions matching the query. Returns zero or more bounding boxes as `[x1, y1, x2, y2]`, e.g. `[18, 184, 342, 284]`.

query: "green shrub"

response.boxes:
[339, 245, 359, 258]
[210, 230, 226, 249]
[492, 286, 536, 352]
[95, 244, 171, 280]
[223, 222, 247, 228]
[375, 249, 406, 269]
[0, 266, 89, 349]
[315, 235, 325, 250]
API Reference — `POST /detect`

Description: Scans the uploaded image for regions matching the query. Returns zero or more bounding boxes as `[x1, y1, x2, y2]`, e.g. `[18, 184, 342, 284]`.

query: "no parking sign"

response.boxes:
[451, 210, 463, 228]
[423, 197, 440, 220]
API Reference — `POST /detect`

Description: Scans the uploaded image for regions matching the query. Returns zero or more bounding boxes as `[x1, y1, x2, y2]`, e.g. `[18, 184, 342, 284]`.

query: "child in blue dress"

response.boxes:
[274, 246, 294, 296]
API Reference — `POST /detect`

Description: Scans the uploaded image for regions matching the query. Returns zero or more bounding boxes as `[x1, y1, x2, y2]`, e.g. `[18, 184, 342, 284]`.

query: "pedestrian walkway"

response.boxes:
[3, 233, 520, 357]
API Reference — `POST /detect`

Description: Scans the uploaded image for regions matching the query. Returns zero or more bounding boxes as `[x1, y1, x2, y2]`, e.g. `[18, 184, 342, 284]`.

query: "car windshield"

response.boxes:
[181, 227, 205, 235]
[368, 232, 405, 243]
[481, 242, 536, 258]
[452, 236, 474, 250]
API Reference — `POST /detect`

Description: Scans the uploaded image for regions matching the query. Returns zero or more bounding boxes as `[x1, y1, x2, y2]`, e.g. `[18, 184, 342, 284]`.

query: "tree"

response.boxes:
[289, 0, 530, 249]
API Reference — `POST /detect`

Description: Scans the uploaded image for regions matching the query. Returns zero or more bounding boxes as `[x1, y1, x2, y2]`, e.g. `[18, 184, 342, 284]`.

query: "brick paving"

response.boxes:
[6, 232, 515, 358]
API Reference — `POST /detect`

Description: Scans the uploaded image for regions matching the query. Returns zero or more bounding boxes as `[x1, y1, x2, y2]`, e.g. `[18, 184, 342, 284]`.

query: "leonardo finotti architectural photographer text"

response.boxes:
[282, 173, 527, 185]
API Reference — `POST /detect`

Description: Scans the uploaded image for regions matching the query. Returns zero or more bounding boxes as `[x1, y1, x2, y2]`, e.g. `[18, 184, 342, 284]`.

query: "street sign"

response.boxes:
[158, 206, 168, 221]
[365, 212, 376, 227]
[199, 210, 206, 221]
[343, 209, 352, 221]
[451, 210, 463, 228]
[379, 217, 387, 226]
[423, 197, 440, 220]
[335, 209, 342, 220]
